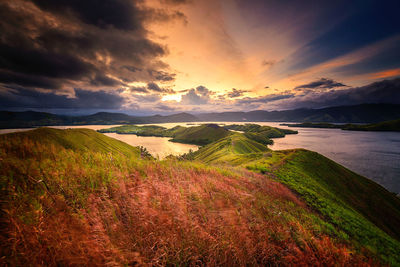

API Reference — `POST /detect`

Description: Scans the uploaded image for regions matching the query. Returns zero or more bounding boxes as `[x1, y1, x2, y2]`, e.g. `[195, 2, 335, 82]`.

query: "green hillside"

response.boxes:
[1, 127, 400, 265]
[192, 133, 269, 164]
[170, 124, 232, 145]
[224, 123, 298, 137]
[2, 127, 142, 157]
[99, 124, 233, 146]
[192, 138, 400, 265]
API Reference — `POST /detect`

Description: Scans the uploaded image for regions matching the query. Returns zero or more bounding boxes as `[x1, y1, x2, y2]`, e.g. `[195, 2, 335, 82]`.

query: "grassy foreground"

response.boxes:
[190, 136, 400, 265]
[1, 128, 399, 266]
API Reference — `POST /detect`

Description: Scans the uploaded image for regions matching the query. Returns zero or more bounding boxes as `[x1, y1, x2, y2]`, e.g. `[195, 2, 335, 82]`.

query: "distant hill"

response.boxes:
[1, 103, 400, 128]
[169, 124, 232, 145]
[197, 104, 400, 123]
[343, 119, 400, 131]
[0, 111, 198, 129]
[282, 118, 400, 132]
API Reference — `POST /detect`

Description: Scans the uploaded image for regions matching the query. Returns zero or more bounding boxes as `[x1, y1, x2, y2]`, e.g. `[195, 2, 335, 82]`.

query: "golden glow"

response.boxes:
[162, 94, 182, 102]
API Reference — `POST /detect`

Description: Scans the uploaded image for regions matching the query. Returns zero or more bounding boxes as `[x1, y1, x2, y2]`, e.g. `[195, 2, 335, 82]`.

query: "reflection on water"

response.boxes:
[1, 122, 399, 193]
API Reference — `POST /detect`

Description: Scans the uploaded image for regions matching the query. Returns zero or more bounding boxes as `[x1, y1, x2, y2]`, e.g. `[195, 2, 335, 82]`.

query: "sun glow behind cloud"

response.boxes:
[161, 94, 182, 102]
[0, 0, 399, 114]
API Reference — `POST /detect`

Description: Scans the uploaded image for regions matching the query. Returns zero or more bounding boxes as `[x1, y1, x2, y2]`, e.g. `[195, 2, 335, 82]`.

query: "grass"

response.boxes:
[99, 124, 233, 146]
[192, 138, 400, 265]
[0, 128, 379, 266]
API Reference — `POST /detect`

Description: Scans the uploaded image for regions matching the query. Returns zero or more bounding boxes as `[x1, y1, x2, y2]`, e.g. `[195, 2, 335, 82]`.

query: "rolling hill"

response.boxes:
[1, 127, 400, 265]
[189, 134, 400, 265]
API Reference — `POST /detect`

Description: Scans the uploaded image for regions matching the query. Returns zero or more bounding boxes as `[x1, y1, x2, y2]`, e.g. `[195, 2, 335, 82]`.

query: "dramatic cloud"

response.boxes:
[147, 82, 175, 93]
[180, 86, 213, 105]
[0, 87, 124, 109]
[294, 78, 347, 91]
[308, 78, 400, 106]
[0, 0, 178, 93]
[267, 78, 400, 110]
[227, 88, 248, 98]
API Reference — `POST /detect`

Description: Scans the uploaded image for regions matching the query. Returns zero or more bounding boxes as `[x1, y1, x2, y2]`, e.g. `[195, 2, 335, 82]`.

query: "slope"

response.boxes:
[193, 138, 400, 265]
[0, 128, 378, 266]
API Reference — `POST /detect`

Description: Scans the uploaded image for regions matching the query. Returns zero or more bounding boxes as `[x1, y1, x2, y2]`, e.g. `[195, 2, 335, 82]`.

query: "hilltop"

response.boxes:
[1, 128, 400, 266]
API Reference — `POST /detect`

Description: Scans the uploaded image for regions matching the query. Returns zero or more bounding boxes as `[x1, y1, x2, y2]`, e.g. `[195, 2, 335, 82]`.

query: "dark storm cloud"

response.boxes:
[0, 0, 177, 93]
[294, 78, 347, 91]
[90, 74, 123, 87]
[273, 78, 400, 110]
[32, 0, 143, 31]
[310, 78, 400, 106]
[0, 87, 124, 109]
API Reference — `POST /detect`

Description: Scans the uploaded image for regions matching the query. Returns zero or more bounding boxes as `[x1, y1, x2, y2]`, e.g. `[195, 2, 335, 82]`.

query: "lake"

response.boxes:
[1, 122, 399, 194]
[0, 124, 199, 159]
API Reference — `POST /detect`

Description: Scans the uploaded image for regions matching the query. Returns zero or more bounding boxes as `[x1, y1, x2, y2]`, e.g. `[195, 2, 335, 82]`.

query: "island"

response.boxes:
[98, 123, 298, 146]
[281, 118, 400, 132]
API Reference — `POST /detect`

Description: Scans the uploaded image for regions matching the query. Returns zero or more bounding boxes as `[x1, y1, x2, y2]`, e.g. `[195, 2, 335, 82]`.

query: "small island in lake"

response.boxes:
[98, 123, 298, 146]
[281, 119, 400, 132]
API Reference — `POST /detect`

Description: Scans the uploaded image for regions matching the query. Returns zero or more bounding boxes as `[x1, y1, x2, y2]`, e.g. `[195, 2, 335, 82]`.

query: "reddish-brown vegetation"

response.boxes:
[0, 130, 379, 266]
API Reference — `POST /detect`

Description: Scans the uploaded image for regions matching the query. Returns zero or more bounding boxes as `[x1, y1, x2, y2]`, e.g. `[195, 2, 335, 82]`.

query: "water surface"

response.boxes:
[1, 122, 399, 193]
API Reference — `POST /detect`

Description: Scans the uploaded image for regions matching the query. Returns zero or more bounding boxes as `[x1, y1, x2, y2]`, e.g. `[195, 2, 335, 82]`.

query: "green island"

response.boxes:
[281, 118, 400, 131]
[98, 123, 297, 146]
[1, 127, 400, 266]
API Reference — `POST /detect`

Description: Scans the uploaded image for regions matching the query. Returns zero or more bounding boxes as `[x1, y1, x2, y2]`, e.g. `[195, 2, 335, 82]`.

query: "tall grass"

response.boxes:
[0, 129, 377, 266]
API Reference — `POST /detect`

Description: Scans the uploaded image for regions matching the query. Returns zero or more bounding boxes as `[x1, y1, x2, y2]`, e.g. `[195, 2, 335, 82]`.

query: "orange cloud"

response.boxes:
[368, 68, 400, 79]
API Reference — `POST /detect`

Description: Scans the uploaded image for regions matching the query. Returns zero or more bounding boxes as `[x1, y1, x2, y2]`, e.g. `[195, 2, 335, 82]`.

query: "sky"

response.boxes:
[0, 0, 399, 115]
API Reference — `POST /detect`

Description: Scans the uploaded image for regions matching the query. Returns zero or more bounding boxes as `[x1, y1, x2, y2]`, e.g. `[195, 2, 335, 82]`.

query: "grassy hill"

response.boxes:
[191, 138, 400, 265]
[1, 127, 400, 265]
[170, 124, 232, 145]
[0, 127, 384, 266]
[100, 124, 233, 146]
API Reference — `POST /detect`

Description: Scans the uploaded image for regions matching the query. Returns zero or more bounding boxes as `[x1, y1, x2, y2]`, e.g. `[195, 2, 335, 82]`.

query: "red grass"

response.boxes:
[0, 138, 379, 266]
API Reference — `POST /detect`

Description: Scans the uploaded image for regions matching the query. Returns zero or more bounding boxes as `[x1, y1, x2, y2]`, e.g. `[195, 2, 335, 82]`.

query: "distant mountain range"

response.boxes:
[1, 103, 400, 129]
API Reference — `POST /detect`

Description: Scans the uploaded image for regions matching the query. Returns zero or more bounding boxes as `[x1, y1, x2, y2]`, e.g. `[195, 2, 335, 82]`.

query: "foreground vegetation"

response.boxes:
[282, 119, 400, 131]
[0, 128, 386, 266]
[188, 135, 400, 265]
[1, 127, 399, 265]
